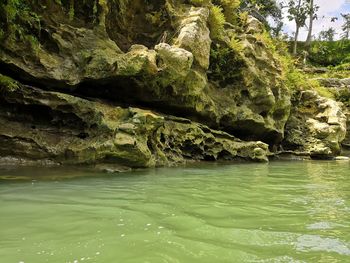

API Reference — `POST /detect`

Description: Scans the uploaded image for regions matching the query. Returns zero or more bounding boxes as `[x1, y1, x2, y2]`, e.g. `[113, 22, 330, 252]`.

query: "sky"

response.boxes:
[277, 0, 350, 40]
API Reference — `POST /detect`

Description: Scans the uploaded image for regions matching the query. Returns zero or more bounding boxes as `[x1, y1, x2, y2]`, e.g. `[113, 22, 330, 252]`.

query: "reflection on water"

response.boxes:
[0, 161, 349, 262]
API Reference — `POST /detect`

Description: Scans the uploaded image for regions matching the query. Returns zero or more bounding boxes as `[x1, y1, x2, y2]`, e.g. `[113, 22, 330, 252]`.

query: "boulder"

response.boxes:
[154, 43, 194, 84]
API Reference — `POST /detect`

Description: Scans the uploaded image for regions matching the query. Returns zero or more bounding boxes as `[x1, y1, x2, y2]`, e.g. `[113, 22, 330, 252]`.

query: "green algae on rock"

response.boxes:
[0, 77, 268, 167]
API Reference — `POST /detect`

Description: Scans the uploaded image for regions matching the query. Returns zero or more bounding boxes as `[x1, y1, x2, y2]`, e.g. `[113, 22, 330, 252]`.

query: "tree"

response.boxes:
[286, 0, 310, 56]
[305, 0, 319, 49]
[240, 0, 283, 33]
[341, 13, 350, 39]
[318, 27, 336, 41]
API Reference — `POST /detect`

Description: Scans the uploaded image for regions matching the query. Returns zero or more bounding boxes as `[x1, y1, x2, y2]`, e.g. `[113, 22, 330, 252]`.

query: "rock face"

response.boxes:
[316, 78, 350, 88]
[342, 110, 350, 148]
[0, 1, 290, 146]
[0, 76, 269, 166]
[1, 0, 347, 166]
[282, 90, 347, 158]
[314, 77, 350, 149]
[209, 16, 291, 143]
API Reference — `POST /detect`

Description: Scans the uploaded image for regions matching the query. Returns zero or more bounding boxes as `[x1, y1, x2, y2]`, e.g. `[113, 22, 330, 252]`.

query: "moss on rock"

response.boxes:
[0, 80, 269, 166]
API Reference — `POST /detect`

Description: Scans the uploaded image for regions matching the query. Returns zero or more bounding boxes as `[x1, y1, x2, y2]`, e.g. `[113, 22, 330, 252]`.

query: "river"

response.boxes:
[0, 161, 349, 262]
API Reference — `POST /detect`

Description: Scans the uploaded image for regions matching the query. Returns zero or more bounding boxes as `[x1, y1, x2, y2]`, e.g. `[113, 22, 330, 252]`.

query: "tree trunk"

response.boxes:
[305, 0, 314, 49]
[293, 25, 300, 56]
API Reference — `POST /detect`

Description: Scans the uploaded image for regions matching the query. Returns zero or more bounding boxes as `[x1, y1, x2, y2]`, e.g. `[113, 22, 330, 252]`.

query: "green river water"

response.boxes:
[0, 161, 349, 263]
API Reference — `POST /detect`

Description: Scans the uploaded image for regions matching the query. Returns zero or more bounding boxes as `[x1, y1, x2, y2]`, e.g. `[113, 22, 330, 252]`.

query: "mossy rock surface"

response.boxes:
[0, 0, 291, 147]
[0, 76, 269, 167]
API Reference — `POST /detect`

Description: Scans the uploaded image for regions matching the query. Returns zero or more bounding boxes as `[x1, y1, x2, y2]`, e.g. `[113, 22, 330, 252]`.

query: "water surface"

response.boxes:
[0, 161, 349, 262]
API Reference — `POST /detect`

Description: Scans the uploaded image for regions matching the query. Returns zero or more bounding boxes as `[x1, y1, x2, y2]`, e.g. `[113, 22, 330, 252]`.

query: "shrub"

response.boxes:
[306, 40, 350, 66]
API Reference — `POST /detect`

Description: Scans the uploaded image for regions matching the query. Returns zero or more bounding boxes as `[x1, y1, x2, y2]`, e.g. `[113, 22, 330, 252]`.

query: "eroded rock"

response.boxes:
[0, 2, 291, 146]
[174, 7, 211, 69]
[0, 77, 269, 167]
[282, 90, 347, 158]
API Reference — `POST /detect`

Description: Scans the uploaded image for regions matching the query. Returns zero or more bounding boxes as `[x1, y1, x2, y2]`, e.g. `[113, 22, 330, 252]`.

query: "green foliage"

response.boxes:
[205, 1, 242, 39]
[114, 0, 129, 26]
[189, 0, 211, 6]
[286, 0, 314, 54]
[242, 0, 282, 19]
[208, 5, 226, 39]
[27, 35, 40, 54]
[274, 38, 317, 93]
[218, 0, 240, 22]
[145, 11, 163, 25]
[278, 48, 336, 99]
[240, 0, 283, 34]
[68, 0, 75, 21]
[286, 0, 310, 28]
[318, 27, 336, 41]
[0, 0, 41, 51]
[285, 67, 334, 98]
[304, 64, 350, 79]
[341, 13, 350, 39]
[314, 86, 335, 99]
[219, 0, 240, 9]
[308, 40, 350, 66]
[0, 74, 19, 92]
[228, 36, 243, 52]
[335, 88, 350, 107]
[255, 31, 277, 52]
[208, 44, 245, 86]
[285, 66, 311, 91]
[0, 0, 40, 27]
[333, 62, 350, 71]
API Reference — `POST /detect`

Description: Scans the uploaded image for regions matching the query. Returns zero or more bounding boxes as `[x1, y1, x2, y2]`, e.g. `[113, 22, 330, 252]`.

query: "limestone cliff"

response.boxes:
[0, 0, 347, 167]
[0, 76, 268, 166]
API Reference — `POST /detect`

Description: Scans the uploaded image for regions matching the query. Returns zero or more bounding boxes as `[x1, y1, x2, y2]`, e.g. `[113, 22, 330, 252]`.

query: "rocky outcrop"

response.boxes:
[342, 110, 350, 148]
[3, 0, 347, 166]
[282, 90, 347, 158]
[314, 77, 350, 149]
[316, 78, 350, 88]
[0, 1, 290, 146]
[0, 76, 269, 167]
[211, 16, 291, 143]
